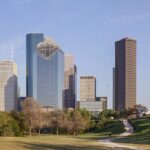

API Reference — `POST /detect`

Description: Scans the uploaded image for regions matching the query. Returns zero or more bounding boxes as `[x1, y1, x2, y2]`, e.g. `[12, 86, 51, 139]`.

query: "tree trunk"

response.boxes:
[56, 127, 59, 135]
[29, 127, 32, 136]
[38, 128, 41, 135]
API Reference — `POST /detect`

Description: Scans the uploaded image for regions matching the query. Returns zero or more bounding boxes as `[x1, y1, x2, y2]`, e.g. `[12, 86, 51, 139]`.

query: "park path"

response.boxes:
[98, 119, 144, 150]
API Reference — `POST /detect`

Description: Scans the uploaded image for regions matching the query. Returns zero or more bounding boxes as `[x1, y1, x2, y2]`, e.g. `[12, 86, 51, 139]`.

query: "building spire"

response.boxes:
[11, 46, 14, 61]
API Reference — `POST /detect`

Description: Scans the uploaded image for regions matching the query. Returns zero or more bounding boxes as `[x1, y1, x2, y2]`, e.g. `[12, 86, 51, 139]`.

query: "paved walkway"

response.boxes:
[98, 119, 143, 150]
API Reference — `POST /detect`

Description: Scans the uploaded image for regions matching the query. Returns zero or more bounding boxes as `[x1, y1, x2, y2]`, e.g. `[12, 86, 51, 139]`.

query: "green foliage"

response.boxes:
[0, 112, 21, 136]
[98, 120, 125, 134]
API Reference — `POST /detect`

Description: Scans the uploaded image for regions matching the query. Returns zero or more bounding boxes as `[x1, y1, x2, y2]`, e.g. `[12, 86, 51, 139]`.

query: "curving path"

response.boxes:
[98, 119, 144, 150]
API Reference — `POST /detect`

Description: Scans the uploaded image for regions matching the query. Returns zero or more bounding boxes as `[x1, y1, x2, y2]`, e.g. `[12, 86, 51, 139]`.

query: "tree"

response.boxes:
[10, 110, 27, 135]
[0, 112, 20, 136]
[71, 110, 87, 135]
[49, 110, 64, 135]
[134, 104, 148, 118]
[22, 97, 42, 136]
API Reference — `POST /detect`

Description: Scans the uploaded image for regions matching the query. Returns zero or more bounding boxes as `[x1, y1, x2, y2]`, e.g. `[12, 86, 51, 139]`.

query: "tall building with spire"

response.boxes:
[26, 33, 64, 110]
[114, 37, 136, 110]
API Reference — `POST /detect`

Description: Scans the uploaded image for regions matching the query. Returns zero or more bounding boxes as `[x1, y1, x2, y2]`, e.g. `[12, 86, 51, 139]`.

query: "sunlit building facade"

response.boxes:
[0, 60, 18, 111]
[64, 54, 77, 109]
[114, 38, 136, 110]
[80, 76, 96, 101]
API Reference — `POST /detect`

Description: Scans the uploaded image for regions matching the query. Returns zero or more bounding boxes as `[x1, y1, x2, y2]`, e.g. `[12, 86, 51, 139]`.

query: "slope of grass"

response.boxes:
[78, 120, 125, 140]
[98, 120, 125, 134]
[114, 118, 150, 145]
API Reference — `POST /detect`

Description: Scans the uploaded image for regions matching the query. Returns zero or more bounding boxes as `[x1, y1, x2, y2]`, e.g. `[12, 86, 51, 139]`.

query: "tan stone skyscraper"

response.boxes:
[114, 38, 136, 110]
[80, 76, 96, 101]
[0, 60, 18, 111]
[64, 54, 77, 109]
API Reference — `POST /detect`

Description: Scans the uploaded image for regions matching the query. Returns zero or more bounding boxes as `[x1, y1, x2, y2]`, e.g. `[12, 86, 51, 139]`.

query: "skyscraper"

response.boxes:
[80, 76, 96, 101]
[0, 60, 18, 111]
[114, 37, 136, 110]
[64, 54, 77, 109]
[26, 33, 64, 110]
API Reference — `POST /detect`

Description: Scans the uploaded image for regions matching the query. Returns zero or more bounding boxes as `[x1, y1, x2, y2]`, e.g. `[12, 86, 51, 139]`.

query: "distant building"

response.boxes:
[80, 76, 96, 101]
[96, 97, 107, 110]
[114, 38, 136, 110]
[113, 67, 115, 109]
[17, 97, 26, 111]
[64, 54, 77, 109]
[26, 33, 64, 110]
[0, 60, 18, 111]
[77, 100, 106, 116]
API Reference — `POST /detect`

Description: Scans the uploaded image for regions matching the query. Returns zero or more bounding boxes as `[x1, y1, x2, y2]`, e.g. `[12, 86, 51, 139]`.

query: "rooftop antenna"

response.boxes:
[11, 46, 14, 61]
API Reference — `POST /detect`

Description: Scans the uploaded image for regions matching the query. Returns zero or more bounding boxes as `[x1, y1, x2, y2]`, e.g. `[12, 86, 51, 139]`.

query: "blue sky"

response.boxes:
[0, 0, 150, 109]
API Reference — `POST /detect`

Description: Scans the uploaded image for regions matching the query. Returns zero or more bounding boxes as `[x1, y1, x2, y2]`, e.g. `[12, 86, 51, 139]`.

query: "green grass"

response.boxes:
[1, 119, 149, 150]
[0, 135, 126, 150]
[97, 120, 125, 134]
[114, 118, 150, 146]
[77, 120, 125, 141]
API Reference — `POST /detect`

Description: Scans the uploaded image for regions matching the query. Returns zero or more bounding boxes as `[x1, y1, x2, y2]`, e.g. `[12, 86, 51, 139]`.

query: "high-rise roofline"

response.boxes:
[116, 37, 136, 43]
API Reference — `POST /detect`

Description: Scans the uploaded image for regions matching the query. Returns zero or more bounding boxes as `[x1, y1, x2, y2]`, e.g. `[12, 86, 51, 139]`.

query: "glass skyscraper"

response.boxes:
[26, 33, 64, 109]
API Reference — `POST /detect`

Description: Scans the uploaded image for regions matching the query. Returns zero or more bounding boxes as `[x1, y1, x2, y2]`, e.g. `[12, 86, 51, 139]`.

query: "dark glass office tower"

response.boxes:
[114, 38, 136, 110]
[26, 33, 64, 109]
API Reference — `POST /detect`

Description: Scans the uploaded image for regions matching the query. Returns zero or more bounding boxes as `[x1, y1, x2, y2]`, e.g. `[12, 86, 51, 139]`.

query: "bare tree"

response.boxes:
[22, 97, 42, 136]
[71, 110, 87, 135]
[49, 110, 64, 135]
[134, 104, 148, 118]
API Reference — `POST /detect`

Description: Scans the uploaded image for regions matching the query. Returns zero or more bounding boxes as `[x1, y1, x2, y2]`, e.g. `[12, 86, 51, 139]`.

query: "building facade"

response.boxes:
[114, 37, 136, 110]
[80, 76, 96, 101]
[77, 100, 106, 116]
[64, 54, 77, 109]
[0, 60, 18, 111]
[96, 97, 107, 110]
[26, 33, 64, 109]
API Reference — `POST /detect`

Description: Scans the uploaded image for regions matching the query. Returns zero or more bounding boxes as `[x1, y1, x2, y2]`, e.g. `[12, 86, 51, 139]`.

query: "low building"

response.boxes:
[96, 97, 107, 110]
[77, 98, 107, 116]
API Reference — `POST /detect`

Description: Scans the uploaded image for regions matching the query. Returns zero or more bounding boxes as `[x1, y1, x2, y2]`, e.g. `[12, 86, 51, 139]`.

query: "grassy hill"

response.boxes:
[78, 120, 125, 140]
[97, 120, 125, 134]
[114, 118, 150, 145]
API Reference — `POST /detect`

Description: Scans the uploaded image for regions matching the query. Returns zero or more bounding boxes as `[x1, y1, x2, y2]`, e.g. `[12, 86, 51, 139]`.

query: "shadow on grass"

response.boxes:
[113, 133, 150, 145]
[76, 133, 119, 141]
[20, 141, 116, 150]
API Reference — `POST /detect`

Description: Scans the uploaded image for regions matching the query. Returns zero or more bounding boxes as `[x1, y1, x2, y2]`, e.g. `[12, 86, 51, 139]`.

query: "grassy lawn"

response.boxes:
[0, 135, 123, 150]
[1, 119, 149, 150]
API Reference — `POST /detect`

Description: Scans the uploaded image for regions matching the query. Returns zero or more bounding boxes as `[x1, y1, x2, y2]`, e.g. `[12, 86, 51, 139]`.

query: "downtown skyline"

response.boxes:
[0, 0, 150, 109]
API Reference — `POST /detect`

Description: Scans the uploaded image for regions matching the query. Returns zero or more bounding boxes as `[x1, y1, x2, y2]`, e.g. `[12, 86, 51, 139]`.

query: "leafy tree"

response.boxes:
[0, 112, 20, 136]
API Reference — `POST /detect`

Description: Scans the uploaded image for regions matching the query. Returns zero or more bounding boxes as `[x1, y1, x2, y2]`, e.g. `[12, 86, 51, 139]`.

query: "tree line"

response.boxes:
[0, 97, 149, 136]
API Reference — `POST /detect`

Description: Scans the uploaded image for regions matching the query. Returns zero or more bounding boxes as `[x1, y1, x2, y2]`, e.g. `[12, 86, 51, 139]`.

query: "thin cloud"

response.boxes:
[108, 12, 150, 24]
